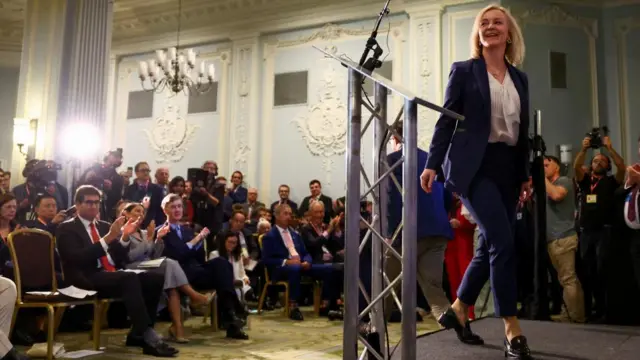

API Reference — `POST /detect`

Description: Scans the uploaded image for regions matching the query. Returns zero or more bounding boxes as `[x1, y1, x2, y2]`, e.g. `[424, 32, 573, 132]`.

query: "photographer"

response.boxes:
[574, 132, 626, 322]
[12, 160, 68, 223]
[191, 161, 223, 250]
[100, 149, 125, 221]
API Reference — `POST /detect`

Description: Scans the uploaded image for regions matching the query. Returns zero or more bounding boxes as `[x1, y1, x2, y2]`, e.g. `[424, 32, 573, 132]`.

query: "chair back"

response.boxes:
[257, 234, 271, 283]
[7, 229, 58, 301]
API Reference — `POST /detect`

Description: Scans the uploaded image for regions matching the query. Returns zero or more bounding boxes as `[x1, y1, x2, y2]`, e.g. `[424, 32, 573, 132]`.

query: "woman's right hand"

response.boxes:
[420, 168, 437, 193]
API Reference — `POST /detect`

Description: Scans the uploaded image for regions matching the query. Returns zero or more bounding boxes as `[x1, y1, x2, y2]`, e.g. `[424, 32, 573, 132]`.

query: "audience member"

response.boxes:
[0, 277, 30, 360]
[270, 184, 298, 216]
[298, 180, 333, 223]
[159, 194, 249, 339]
[261, 204, 337, 320]
[544, 156, 585, 323]
[124, 162, 166, 227]
[120, 202, 213, 343]
[56, 185, 177, 357]
[229, 171, 247, 204]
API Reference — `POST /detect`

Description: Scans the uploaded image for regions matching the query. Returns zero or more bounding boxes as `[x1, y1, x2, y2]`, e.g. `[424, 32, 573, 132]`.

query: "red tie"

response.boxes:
[629, 188, 638, 223]
[89, 223, 115, 272]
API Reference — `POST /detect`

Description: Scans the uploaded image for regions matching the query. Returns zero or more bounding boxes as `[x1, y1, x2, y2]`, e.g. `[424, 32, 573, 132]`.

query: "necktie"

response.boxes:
[628, 188, 638, 222]
[89, 223, 115, 272]
[172, 225, 183, 240]
[282, 230, 299, 258]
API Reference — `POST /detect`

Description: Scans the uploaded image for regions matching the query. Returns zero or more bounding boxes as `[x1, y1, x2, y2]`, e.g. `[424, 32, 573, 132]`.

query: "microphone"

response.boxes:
[358, 0, 392, 73]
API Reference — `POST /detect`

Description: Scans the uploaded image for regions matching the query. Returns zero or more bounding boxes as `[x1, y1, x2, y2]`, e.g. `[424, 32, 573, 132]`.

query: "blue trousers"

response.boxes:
[273, 263, 336, 302]
[457, 143, 519, 317]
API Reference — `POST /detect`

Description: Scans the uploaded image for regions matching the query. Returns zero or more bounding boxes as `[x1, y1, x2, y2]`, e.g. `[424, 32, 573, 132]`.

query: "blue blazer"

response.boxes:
[425, 58, 530, 196]
[160, 225, 204, 269]
[388, 148, 453, 244]
[229, 186, 248, 204]
[261, 226, 312, 269]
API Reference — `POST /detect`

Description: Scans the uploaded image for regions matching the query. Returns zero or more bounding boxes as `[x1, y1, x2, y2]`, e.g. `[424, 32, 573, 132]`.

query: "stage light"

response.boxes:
[62, 123, 100, 160]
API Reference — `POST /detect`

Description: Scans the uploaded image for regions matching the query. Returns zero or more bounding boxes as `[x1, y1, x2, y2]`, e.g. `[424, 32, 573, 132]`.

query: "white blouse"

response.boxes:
[487, 71, 521, 146]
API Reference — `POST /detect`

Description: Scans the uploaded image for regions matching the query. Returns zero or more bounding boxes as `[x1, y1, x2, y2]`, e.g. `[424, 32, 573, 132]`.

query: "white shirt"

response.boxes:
[488, 71, 521, 146]
[276, 225, 297, 266]
[78, 216, 130, 269]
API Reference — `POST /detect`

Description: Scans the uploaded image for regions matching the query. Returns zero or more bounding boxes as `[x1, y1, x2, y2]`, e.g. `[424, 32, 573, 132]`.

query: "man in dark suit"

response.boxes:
[262, 204, 337, 320]
[123, 162, 165, 227]
[56, 185, 177, 357]
[223, 210, 259, 260]
[241, 188, 265, 221]
[97, 149, 125, 222]
[24, 194, 68, 235]
[298, 180, 333, 223]
[159, 194, 249, 339]
[270, 184, 298, 217]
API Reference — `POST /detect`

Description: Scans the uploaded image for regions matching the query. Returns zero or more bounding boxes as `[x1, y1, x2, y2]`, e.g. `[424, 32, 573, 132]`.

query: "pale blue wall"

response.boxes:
[118, 44, 227, 179]
[0, 66, 19, 169]
[264, 16, 410, 202]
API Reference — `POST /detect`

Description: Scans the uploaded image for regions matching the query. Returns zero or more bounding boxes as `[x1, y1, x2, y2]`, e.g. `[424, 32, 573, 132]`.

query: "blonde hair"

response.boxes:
[470, 4, 525, 66]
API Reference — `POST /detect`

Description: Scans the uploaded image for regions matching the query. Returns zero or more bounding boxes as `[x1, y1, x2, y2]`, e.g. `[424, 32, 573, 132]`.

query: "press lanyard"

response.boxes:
[590, 176, 602, 194]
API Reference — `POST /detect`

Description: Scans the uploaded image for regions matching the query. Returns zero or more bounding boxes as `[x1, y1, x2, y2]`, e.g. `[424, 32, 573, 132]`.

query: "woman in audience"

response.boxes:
[0, 194, 19, 276]
[210, 231, 253, 301]
[229, 171, 247, 204]
[120, 202, 213, 343]
[169, 176, 193, 226]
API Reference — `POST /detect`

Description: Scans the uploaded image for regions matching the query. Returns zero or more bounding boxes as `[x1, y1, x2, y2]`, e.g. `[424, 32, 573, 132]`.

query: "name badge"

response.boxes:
[517, 213, 523, 220]
[587, 194, 597, 204]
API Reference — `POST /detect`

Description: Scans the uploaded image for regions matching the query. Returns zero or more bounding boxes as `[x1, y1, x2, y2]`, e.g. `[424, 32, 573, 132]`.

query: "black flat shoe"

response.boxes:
[438, 308, 484, 345]
[504, 335, 533, 359]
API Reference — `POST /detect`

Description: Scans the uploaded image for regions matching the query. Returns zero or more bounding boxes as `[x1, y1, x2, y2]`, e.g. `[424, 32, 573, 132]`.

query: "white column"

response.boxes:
[228, 35, 260, 187]
[11, 0, 113, 181]
[406, 5, 444, 150]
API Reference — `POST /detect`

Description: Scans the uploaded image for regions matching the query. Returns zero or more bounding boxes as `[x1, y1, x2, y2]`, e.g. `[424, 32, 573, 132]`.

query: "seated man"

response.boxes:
[261, 204, 337, 320]
[24, 194, 68, 235]
[0, 277, 29, 360]
[56, 185, 177, 357]
[159, 194, 249, 340]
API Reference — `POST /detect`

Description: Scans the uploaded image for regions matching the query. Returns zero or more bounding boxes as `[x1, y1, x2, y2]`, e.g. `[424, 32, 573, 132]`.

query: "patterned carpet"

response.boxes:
[45, 307, 441, 359]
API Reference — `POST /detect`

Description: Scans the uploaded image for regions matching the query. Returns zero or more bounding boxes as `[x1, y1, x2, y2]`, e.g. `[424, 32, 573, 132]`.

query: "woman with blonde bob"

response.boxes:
[421, 4, 532, 359]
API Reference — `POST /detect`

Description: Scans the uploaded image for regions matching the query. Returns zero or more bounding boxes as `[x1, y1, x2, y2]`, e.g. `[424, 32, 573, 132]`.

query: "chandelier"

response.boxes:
[137, 0, 214, 95]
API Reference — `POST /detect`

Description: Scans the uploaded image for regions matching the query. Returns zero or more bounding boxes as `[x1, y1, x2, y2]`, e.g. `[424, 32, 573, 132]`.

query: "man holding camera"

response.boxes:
[574, 134, 626, 322]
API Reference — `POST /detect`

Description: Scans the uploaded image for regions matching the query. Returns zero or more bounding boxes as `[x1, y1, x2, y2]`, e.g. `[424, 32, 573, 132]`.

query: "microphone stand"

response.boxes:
[531, 109, 550, 321]
[358, 0, 391, 73]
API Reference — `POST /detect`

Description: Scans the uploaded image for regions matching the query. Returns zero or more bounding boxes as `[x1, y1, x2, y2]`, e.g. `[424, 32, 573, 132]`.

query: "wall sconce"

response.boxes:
[13, 118, 38, 160]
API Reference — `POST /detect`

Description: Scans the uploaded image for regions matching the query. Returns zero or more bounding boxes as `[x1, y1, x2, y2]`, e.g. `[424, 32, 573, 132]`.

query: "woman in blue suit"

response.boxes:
[421, 5, 532, 359]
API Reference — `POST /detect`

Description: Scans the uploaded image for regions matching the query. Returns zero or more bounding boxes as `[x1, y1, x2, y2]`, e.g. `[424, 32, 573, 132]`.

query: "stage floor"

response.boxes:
[392, 317, 640, 359]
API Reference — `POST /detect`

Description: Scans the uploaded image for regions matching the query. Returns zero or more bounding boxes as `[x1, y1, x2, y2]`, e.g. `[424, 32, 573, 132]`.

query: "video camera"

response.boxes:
[26, 160, 60, 190]
[586, 126, 609, 149]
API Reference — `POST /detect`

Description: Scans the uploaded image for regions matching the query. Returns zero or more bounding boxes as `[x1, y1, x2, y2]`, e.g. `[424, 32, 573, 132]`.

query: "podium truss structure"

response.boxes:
[312, 47, 464, 360]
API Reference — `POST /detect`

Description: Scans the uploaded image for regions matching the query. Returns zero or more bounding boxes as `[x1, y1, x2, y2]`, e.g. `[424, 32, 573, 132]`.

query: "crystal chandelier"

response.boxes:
[137, 0, 214, 95]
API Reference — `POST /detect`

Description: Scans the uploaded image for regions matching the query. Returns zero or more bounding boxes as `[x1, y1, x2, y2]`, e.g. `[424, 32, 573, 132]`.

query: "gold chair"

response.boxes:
[7, 229, 105, 360]
[256, 234, 321, 317]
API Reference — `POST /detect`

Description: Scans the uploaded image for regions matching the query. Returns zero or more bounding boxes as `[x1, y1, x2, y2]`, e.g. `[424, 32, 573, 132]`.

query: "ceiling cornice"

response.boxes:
[2, 0, 640, 56]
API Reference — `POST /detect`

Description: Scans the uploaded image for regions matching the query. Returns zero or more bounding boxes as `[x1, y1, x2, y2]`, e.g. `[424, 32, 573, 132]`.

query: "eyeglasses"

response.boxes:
[138, 169, 150, 173]
[83, 200, 101, 206]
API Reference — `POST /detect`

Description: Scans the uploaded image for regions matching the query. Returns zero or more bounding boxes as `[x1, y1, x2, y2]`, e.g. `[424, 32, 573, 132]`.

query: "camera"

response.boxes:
[586, 126, 609, 149]
[27, 160, 59, 190]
